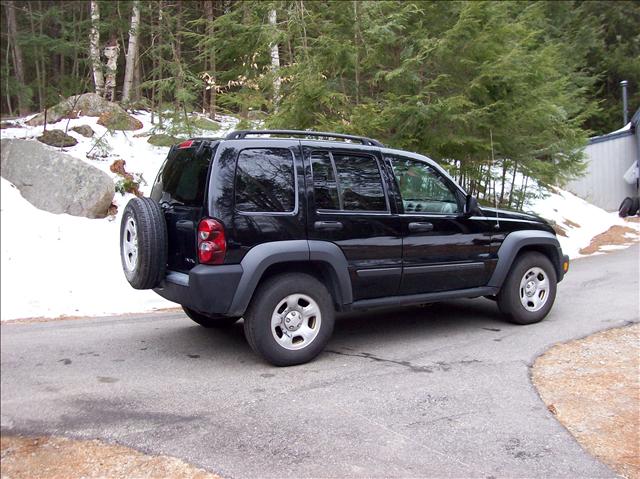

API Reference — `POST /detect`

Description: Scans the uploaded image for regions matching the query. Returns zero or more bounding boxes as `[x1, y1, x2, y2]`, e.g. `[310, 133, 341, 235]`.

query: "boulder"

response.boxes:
[71, 124, 95, 137]
[26, 93, 127, 126]
[97, 110, 143, 131]
[37, 129, 78, 148]
[0, 139, 115, 218]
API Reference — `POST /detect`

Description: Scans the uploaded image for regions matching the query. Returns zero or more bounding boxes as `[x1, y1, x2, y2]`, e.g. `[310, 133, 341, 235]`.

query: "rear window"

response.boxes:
[234, 148, 296, 213]
[152, 148, 212, 207]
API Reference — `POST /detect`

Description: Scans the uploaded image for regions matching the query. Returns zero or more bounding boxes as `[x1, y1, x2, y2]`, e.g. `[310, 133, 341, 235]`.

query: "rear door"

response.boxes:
[385, 154, 495, 294]
[151, 142, 215, 273]
[303, 143, 403, 300]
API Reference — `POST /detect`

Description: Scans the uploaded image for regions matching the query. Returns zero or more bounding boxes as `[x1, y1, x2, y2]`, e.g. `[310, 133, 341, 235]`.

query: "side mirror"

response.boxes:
[464, 195, 481, 217]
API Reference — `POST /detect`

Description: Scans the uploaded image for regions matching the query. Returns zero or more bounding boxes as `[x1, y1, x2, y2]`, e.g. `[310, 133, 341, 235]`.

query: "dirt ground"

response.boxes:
[532, 324, 640, 479]
[579, 223, 639, 255]
[0, 435, 220, 479]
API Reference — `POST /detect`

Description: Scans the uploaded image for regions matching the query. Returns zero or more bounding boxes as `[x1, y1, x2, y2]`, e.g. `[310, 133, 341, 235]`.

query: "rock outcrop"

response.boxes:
[0, 139, 115, 218]
[37, 129, 78, 148]
[25, 93, 136, 128]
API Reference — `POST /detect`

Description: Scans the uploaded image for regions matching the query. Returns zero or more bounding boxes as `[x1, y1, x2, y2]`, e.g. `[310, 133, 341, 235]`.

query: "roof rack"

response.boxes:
[225, 129, 384, 147]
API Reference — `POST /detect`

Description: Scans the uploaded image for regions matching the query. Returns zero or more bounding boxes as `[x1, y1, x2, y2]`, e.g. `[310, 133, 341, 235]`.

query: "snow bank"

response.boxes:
[0, 177, 175, 320]
[1, 111, 238, 321]
[526, 187, 638, 259]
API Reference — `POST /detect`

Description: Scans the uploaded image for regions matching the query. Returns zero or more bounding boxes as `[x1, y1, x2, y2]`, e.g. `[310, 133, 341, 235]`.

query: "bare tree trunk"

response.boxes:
[89, 0, 105, 96]
[507, 161, 518, 207]
[5, 0, 28, 115]
[157, 0, 164, 126]
[103, 39, 120, 102]
[353, 1, 360, 105]
[519, 175, 529, 210]
[26, 2, 44, 111]
[268, 8, 281, 111]
[122, 0, 141, 103]
[4, 35, 14, 116]
[499, 161, 507, 205]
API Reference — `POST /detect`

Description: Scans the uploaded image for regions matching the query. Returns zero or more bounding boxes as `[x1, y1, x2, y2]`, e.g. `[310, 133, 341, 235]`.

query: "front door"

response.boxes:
[384, 154, 495, 295]
[303, 144, 403, 300]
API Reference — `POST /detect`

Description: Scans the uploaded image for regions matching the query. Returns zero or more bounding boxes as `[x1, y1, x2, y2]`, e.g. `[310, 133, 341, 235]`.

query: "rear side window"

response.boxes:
[310, 151, 387, 212]
[234, 148, 296, 213]
[153, 149, 212, 207]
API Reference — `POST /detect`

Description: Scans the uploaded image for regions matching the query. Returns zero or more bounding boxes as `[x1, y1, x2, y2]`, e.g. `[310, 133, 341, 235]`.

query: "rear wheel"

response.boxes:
[182, 307, 240, 328]
[497, 252, 557, 325]
[243, 273, 335, 366]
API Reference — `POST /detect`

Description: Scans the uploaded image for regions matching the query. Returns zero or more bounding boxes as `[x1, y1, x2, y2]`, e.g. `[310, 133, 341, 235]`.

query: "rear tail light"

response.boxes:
[197, 218, 226, 264]
[177, 139, 194, 149]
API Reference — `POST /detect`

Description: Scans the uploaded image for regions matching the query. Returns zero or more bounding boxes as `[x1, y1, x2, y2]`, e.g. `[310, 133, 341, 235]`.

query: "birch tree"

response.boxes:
[268, 9, 281, 110]
[122, 0, 141, 103]
[89, 0, 104, 96]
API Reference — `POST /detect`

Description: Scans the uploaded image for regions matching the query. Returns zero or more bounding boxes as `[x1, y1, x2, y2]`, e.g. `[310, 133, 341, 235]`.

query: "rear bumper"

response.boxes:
[153, 264, 243, 315]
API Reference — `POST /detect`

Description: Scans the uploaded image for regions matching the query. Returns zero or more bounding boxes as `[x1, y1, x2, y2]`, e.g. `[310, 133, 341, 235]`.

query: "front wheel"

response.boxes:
[243, 273, 335, 366]
[497, 252, 557, 325]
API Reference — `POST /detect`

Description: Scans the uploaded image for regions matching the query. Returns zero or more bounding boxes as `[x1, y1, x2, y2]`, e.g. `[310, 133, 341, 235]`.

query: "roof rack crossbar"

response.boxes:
[225, 129, 384, 147]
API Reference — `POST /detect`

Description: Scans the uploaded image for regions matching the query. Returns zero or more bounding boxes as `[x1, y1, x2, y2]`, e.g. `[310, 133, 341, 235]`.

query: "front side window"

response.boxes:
[389, 157, 460, 214]
[310, 151, 387, 212]
[235, 148, 295, 213]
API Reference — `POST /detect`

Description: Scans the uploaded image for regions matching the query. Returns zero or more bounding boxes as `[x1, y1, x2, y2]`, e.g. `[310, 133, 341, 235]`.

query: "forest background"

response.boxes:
[1, 0, 639, 208]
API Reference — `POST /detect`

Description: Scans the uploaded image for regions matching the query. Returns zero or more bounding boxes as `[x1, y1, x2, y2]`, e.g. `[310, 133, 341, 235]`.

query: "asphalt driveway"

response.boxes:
[1, 247, 638, 478]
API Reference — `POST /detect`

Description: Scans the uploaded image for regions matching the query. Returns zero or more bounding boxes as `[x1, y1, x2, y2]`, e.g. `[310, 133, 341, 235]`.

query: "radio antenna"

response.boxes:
[490, 129, 500, 229]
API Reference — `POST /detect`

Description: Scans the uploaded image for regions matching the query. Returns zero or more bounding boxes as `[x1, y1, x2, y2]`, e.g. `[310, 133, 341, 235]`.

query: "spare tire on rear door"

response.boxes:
[120, 197, 168, 289]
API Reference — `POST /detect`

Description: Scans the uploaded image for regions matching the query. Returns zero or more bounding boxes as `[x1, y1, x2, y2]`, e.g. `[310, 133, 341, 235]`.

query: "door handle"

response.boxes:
[408, 221, 434, 233]
[314, 220, 343, 231]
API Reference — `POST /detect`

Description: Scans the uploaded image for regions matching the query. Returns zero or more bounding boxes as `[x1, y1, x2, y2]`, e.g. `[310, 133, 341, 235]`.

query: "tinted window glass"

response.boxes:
[334, 154, 386, 211]
[153, 149, 211, 207]
[235, 148, 295, 212]
[310, 152, 387, 212]
[310, 151, 340, 210]
[389, 157, 459, 214]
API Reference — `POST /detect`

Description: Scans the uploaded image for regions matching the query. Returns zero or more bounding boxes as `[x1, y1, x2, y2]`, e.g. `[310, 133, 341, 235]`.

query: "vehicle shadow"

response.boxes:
[148, 297, 508, 366]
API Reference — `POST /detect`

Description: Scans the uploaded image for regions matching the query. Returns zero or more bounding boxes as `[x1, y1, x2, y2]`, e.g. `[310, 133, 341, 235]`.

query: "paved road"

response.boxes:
[2, 247, 638, 478]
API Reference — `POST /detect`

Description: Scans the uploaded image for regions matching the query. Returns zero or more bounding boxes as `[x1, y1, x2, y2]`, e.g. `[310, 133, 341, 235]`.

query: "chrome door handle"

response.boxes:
[314, 221, 343, 231]
[408, 222, 434, 233]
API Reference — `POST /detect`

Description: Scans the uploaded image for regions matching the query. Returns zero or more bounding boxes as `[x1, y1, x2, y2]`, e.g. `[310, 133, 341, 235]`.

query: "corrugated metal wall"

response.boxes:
[565, 133, 638, 211]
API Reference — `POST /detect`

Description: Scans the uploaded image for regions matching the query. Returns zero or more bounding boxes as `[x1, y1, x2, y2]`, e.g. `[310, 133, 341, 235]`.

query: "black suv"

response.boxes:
[120, 130, 569, 366]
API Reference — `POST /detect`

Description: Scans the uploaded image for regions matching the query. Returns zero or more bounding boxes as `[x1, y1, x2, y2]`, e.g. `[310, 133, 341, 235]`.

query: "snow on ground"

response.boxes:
[0, 112, 637, 320]
[1, 111, 238, 321]
[525, 187, 638, 259]
[1, 177, 175, 320]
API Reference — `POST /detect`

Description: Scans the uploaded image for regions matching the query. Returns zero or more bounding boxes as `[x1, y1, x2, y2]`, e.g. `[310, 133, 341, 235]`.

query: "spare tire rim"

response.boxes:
[519, 267, 549, 312]
[271, 293, 322, 351]
[123, 216, 139, 272]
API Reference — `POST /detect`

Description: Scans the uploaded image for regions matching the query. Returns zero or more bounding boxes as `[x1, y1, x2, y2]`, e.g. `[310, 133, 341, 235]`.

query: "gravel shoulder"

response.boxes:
[532, 324, 640, 479]
[0, 435, 220, 479]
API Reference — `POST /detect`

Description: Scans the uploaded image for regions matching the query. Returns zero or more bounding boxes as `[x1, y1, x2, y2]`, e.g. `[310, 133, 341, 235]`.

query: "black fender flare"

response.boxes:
[226, 240, 352, 316]
[488, 231, 564, 288]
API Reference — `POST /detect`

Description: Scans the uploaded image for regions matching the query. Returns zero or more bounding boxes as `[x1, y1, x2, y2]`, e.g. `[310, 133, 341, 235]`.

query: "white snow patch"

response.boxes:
[0, 177, 175, 320]
[526, 187, 638, 259]
[0, 111, 240, 321]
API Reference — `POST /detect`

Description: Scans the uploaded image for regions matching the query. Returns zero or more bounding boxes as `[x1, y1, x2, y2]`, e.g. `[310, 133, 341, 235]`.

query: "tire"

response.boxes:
[120, 197, 167, 289]
[497, 252, 557, 325]
[243, 273, 335, 366]
[182, 306, 240, 328]
[618, 197, 639, 217]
